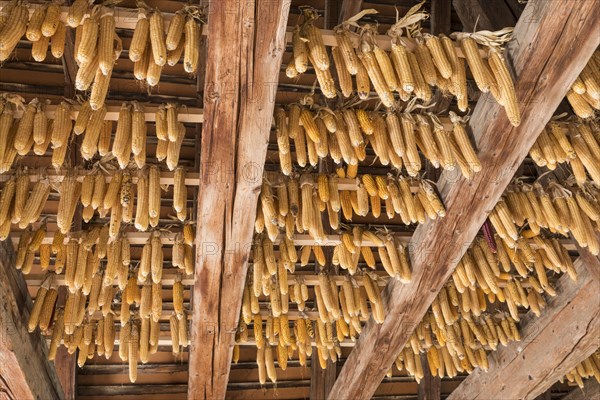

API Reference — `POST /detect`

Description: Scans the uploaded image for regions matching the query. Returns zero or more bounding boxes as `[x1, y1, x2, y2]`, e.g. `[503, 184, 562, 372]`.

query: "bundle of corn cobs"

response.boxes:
[566, 51, 600, 119]
[0, 1, 67, 62]
[129, 3, 203, 85]
[560, 351, 600, 389]
[0, 94, 190, 172]
[257, 173, 446, 242]
[275, 103, 481, 179]
[286, 5, 520, 126]
[0, 165, 191, 237]
[489, 181, 600, 255]
[238, 165, 582, 383]
[0, 1, 203, 109]
[23, 224, 194, 383]
[529, 119, 600, 186]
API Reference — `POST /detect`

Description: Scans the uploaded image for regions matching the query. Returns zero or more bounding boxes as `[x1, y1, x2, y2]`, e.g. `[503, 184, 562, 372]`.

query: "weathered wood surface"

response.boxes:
[452, 0, 517, 31]
[418, 354, 441, 400]
[338, 0, 363, 24]
[310, 357, 336, 399]
[328, 1, 600, 398]
[186, 0, 291, 398]
[430, 0, 452, 35]
[0, 240, 65, 400]
[54, 346, 76, 400]
[448, 257, 600, 400]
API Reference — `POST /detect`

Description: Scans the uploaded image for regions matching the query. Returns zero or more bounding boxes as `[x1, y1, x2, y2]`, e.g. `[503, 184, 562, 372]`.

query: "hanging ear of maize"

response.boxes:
[27, 7, 46, 42]
[149, 10, 167, 66]
[488, 49, 520, 126]
[77, 16, 99, 64]
[0, 4, 28, 56]
[130, 14, 150, 62]
[183, 17, 200, 73]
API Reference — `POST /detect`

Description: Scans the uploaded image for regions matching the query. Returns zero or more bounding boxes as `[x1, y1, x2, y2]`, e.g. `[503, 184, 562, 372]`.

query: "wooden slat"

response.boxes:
[0, 240, 65, 399]
[78, 384, 188, 396]
[54, 346, 77, 400]
[430, 0, 452, 35]
[328, 1, 600, 399]
[418, 354, 441, 400]
[310, 358, 336, 400]
[338, 0, 363, 24]
[186, 0, 291, 398]
[447, 256, 600, 399]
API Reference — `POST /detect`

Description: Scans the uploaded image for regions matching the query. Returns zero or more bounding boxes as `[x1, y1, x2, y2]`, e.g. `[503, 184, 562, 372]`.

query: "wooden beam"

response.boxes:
[78, 384, 188, 396]
[328, 2, 600, 399]
[53, 287, 76, 400]
[430, 0, 452, 35]
[54, 347, 76, 400]
[452, 0, 516, 31]
[562, 379, 600, 400]
[417, 354, 441, 400]
[338, 0, 363, 24]
[186, 0, 291, 398]
[310, 357, 336, 400]
[0, 241, 64, 399]
[61, 0, 76, 99]
[448, 257, 600, 399]
[80, 363, 187, 375]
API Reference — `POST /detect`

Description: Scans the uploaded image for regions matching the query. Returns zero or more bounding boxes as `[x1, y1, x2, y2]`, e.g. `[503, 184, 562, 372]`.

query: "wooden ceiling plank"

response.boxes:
[0, 241, 65, 400]
[452, 0, 516, 31]
[338, 0, 363, 24]
[186, 0, 291, 398]
[417, 354, 441, 400]
[310, 357, 336, 399]
[430, 0, 452, 35]
[448, 256, 600, 399]
[328, 1, 600, 398]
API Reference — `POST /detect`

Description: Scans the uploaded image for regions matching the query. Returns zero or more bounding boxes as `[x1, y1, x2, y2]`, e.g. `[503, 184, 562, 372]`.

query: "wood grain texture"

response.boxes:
[452, 0, 516, 31]
[310, 357, 336, 399]
[0, 240, 65, 400]
[418, 354, 441, 400]
[54, 346, 77, 400]
[186, 0, 291, 398]
[328, 1, 600, 399]
[448, 257, 600, 400]
[338, 0, 363, 24]
[430, 0, 452, 35]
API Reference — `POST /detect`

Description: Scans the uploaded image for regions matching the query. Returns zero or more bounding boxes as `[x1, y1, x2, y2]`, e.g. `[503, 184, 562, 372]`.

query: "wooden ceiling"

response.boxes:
[0, 0, 598, 399]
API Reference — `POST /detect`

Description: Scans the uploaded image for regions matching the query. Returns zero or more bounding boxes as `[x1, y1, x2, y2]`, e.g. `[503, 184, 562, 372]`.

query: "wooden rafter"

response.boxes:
[186, 0, 291, 398]
[0, 241, 64, 399]
[328, 1, 600, 398]
[452, 0, 517, 31]
[448, 254, 600, 399]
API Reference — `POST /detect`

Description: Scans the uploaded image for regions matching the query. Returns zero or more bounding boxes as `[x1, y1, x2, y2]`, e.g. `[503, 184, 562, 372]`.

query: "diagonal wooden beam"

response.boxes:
[186, 0, 291, 398]
[328, 2, 600, 398]
[0, 241, 65, 399]
[448, 255, 600, 399]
